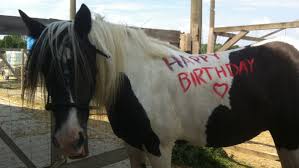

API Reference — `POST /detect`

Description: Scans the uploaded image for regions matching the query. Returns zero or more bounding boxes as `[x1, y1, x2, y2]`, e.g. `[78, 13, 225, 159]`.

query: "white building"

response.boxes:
[5, 51, 22, 68]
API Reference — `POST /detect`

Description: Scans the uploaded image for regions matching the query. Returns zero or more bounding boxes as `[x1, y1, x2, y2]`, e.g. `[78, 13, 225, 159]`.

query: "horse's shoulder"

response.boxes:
[107, 73, 161, 156]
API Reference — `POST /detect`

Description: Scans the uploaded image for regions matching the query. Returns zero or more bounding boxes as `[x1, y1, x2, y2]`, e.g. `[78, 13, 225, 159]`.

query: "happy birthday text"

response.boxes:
[162, 54, 255, 94]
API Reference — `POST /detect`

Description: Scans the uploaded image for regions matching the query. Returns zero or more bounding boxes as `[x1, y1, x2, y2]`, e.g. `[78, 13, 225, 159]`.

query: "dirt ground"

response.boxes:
[224, 131, 281, 168]
[0, 79, 124, 168]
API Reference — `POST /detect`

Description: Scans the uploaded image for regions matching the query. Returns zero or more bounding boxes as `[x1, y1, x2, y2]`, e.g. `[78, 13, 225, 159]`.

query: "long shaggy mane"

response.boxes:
[89, 14, 180, 107]
[25, 21, 94, 105]
[25, 14, 180, 109]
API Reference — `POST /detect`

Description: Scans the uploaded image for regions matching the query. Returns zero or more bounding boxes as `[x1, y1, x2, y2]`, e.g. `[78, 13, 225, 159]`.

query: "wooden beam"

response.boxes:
[0, 15, 59, 35]
[141, 28, 181, 47]
[214, 21, 299, 33]
[217, 30, 249, 52]
[0, 48, 26, 51]
[190, 0, 202, 54]
[21, 49, 25, 100]
[260, 29, 285, 38]
[0, 15, 181, 47]
[223, 37, 233, 44]
[207, 0, 216, 53]
[216, 32, 265, 42]
[0, 126, 37, 168]
[70, 0, 76, 21]
[60, 148, 128, 168]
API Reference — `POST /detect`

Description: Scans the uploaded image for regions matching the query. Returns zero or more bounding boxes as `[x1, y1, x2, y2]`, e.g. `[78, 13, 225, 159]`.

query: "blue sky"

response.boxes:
[1, 0, 299, 45]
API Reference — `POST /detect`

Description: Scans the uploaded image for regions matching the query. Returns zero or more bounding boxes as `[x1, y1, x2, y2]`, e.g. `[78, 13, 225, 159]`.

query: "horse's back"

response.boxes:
[125, 37, 299, 150]
[206, 39, 299, 148]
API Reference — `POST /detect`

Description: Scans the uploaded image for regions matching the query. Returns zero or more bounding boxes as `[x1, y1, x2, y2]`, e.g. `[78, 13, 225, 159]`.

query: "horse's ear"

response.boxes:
[18, 10, 45, 39]
[74, 4, 92, 37]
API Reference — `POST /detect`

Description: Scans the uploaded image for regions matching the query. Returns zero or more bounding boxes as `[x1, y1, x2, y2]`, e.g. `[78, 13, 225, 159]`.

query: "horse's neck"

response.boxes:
[115, 36, 150, 72]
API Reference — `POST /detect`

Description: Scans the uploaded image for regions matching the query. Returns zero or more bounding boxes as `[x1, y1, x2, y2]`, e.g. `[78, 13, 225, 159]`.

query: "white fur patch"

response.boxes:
[55, 107, 82, 147]
[87, 16, 277, 148]
[123, 48, 249, 146]
[55, 93, 81, 146]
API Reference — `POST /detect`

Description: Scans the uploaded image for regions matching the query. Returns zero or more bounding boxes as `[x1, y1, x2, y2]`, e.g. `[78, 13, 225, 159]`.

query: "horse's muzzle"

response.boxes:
[68, 132, 89, 159]
[68, 143, 89, 159]
[52, 132, 89, 159]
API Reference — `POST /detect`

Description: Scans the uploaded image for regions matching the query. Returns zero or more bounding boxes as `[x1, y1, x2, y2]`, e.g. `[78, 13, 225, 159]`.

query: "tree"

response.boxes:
[0, 35, 26, 49]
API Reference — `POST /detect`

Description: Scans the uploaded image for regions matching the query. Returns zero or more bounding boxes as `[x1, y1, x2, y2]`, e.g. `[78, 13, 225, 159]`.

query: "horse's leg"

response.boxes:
[126, 144, 147, 168]
[270, 130, 299, 168]
[146, 143, 174, 168]
[276, 148, 299, 168]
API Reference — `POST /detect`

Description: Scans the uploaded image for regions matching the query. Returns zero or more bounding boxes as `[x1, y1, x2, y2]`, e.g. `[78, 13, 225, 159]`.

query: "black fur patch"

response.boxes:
[206, 42, 299, 150]
[74, 4, 92, 38]
[107, 74, 161, 156]
[19, 10, 45, 38]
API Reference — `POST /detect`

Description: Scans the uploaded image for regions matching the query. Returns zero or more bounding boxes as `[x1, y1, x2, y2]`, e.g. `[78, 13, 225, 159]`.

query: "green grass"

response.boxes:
[172, 143, 252, 168]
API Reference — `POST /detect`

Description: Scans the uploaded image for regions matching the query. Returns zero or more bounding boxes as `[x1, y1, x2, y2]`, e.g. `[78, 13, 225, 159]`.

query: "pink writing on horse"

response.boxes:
[177, 58, 255, 93]
[162, 54, 220, 71]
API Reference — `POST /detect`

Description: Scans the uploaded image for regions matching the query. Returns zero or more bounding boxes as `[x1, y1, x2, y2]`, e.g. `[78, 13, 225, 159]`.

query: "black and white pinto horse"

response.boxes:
[20, 4, 299, 168]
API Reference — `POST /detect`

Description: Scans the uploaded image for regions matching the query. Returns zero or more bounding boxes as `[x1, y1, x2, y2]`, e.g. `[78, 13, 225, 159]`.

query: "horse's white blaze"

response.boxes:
[55, 93, 82, 146]
[55, 108, 82, 146]
[277, 148, 299, 168]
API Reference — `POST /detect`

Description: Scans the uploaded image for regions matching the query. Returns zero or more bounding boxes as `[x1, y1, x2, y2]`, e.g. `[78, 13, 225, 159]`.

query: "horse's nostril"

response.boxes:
[74, 131, 85, 149]
[52, 136, 60, 148]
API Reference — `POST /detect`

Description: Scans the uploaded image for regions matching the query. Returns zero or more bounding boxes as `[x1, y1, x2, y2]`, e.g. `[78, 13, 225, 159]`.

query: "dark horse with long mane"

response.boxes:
[19, 4, 299, 168]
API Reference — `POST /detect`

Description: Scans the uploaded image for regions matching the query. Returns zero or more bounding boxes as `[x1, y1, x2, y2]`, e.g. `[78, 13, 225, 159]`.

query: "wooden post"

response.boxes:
[190, 0, 202, 54]
[70, 0, 76, 20]
[21, 49, 25, 100]
[180, 33, 192, 52]
[207, 0, 216, 53]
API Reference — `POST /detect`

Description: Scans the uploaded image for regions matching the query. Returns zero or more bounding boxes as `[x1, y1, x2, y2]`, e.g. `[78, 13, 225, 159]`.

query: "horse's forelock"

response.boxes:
[24, 21, 95, 104]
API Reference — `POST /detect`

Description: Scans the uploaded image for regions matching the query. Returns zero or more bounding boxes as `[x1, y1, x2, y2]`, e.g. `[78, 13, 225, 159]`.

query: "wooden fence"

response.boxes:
[206, 0, 299, 53]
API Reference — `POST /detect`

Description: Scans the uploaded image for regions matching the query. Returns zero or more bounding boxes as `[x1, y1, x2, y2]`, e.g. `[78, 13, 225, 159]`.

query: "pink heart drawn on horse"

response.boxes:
[213, 83, 229, 98]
